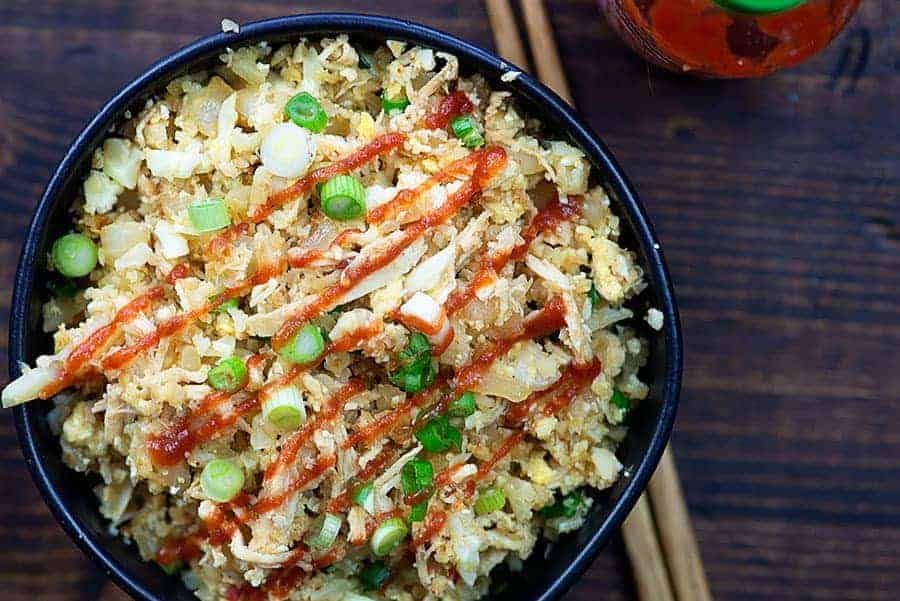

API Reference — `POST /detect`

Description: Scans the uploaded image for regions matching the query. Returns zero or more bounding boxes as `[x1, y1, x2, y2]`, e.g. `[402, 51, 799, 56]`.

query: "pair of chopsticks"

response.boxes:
[484, 2, 712, 600]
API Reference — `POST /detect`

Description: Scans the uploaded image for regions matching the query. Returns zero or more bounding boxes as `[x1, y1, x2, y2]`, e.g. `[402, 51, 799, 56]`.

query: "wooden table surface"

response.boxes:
[1, 1, 897, 600]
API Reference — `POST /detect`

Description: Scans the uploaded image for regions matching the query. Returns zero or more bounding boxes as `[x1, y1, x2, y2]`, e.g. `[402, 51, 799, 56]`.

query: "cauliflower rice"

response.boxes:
[3, 35, 653, 601]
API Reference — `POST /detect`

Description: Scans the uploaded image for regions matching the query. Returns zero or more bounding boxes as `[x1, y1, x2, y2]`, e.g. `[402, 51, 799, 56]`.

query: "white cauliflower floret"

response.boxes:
[83, 170, 123, 215]
[471, 340, 566, 402]
[102, 138, 143, 189]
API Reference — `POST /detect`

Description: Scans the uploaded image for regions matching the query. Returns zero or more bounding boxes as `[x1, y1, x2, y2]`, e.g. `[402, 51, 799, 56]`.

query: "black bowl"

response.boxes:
[9, 13, 681, 601]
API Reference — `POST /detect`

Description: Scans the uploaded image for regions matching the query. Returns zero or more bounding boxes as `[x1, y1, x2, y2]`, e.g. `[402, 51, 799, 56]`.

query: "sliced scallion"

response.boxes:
[305, 513, 342, 550]
[474, 487, 506, 516]
[447, 391, 476, 418]
[207, 357, 247, 392]
[611, 389, 630, 411]
[588, 283, 601, 309]
[284, 92, 328, 133]
[320, 175, 366, 221]
[380, 91, 409, 115]
[401, 458, 434, 496]
[450, 115, 484, 148]
[360, 560, 390, 590]
[279, 323, 326, 364]
[51, 233, 98, 278]
[351, 480, 375, 514]
[262, 385, 306, 430]
[370, 517, 408, 556]
[415, 416, 462, 454]
[538, 491, 583, 519]
[211, 297, 239, 313]
[188, 199, 230, 233]
[389, 333, 435, 393]
[157, 560, 183, 575]
[200, 459, 244, 503]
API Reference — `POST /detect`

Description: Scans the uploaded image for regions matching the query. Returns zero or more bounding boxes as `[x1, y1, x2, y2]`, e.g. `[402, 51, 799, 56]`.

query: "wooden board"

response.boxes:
[0, 1, 897, 599]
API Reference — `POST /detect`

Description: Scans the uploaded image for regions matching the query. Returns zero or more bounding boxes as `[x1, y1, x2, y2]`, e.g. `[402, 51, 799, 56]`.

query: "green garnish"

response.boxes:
[611, 389, 630, 411]
[538, 491, 583, 519]
[211, 297, 239, 313]
[408, 497, 429, 523]
[380, 91, 410, 115]
[588, 282, 601, 309]
[415, 415, 462, 453]
[200, 459, 244, 503]
[351, 480, 375, 510]
[450, 115, 484, 148]
[304, 513, 342, 550]
[447, 391, 476, 418]
[389, 333, 436, 393]
[400, 458, 434, 496]
[279, 323, 326, 364]
[207, 356, 247, 392]
[157, 560, 183, 575]
[262, 385, 305, 430]
[284, 92, 328, 133]
[474, 487, 506, 516]
[188, 199, 230, 233]
[360, 560, 390, 590]
[51, 233, 98, 278]
[371, 517, 408, 556]
[47, 278, 79, 298]
[319, 174, 367, 221]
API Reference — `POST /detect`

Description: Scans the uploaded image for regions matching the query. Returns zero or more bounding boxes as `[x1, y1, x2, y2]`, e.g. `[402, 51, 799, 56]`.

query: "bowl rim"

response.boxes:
[9, 12, 682, 601]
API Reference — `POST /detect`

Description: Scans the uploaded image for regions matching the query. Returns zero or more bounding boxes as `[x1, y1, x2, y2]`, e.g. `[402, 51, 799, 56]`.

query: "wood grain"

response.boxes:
[0, 1, 898, 600]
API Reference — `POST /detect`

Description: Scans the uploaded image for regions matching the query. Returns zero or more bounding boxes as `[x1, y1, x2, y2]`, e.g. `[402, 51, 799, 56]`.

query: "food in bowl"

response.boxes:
[3, 34, 656, 601]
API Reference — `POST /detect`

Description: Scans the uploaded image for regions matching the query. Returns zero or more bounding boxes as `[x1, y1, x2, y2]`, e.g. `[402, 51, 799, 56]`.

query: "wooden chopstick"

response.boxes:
[485, 0, 530, 69]
[517, 0, 573, 104]
[484, 2, 709, 601]
[647, 447, 714, 601]
[622, 495, 677, 601]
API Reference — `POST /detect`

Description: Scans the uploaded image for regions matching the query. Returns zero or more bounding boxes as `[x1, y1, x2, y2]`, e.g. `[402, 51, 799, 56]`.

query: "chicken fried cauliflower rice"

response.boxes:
[3, 36, 655, 601]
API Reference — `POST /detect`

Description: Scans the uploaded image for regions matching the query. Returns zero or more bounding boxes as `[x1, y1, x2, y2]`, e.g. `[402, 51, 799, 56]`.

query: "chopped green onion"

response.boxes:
[474, 487, 506, 516]
[320, 175, 367, 221]
[51, 233, 98, 278]
[207, 356, 247, 392]
[408, 498, 429, 523]
[403, 333, 431, 359]
[357, 49, 374, 70]
[380, 91, 410, 115]
[415, 416, 462, 453]
[328, 304, 346, 316]
[360, 560, 390, 590]
[211, 297, 239, 313]
[351, 480, 375, 513]
[611, 389, 630, 411]
[370, 517, 408, 556]
[157, 560, 183, 575]
[447, 391, 476, 418]
[188, 199, 231, 233]
[200, 459, 244, 502]
[450, 115, 484, 148]
[401, 458, 434, 496]
[279, 323, 326, 364]
[588, 283, 601, 309]
[389, 333, 436, 393]
[284, 92, 328, 133]
[262, 385, 306, 430]
[47, 278, 79, 298]
[538, 491, 583, 519]
[305, 513, 342, 550]
[407, 487, 434, 524]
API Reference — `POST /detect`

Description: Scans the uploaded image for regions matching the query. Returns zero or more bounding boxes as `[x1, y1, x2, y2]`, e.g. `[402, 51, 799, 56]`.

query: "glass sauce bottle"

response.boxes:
[599, 0, 861, 78]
